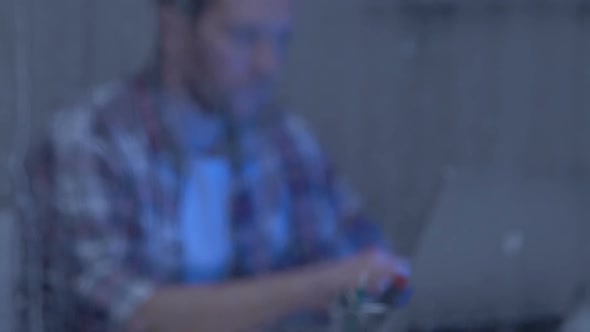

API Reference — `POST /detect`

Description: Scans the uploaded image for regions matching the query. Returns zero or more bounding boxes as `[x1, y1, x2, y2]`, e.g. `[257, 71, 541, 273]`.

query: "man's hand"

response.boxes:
[339, 248, 412, 296]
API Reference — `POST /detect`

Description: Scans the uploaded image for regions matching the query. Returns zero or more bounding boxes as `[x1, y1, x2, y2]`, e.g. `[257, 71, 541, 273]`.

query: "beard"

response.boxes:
[185, 70, 277, 125]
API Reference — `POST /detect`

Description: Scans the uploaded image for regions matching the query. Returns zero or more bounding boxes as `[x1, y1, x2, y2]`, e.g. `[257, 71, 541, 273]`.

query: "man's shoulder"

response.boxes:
[47, 79, 143, 152]
[269, 110, 324, 161]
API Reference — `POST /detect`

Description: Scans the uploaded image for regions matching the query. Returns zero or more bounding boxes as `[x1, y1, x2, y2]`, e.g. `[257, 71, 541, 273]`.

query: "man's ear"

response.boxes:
[158, 3, 191, 37]
[157, 2, 193, 87]
[158, 4, 192, 58]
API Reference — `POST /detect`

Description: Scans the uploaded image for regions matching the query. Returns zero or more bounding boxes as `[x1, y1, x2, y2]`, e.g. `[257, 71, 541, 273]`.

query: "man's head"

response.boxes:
[157, 0, 294, 120]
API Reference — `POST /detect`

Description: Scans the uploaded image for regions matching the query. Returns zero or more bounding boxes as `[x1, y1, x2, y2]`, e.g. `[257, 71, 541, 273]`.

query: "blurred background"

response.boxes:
[1, 0, 589, 331]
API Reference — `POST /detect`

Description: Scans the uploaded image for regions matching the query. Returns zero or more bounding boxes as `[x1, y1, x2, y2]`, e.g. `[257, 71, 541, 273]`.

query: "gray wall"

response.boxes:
[287, 0, 590, 252]
[2, 0, 590, 330]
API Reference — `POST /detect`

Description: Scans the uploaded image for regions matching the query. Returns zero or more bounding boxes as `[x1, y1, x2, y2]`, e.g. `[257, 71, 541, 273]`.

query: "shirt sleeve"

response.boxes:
[327, 171, 392, 256]
[25, 108, 156, 332]
[280, 113, 392, 260]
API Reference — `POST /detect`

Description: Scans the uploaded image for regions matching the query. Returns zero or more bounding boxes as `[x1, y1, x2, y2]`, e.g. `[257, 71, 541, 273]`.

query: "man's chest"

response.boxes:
[127, 150, 291, 282]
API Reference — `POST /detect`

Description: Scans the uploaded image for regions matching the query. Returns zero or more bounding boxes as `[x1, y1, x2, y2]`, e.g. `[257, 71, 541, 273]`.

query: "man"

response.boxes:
[21, 0, 410, 331]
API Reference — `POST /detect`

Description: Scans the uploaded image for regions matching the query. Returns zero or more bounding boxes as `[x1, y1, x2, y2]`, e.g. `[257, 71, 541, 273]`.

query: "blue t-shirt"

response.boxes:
[180, 158, 233, 282]
[180, 157, 290, 283]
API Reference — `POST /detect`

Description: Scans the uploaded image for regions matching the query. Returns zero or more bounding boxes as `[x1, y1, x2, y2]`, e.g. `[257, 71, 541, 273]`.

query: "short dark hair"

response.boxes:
[157, 0, 211, 18]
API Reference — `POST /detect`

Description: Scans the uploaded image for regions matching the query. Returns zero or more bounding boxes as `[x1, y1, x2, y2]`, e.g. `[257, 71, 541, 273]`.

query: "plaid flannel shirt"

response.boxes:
[20, 74, 387, 332]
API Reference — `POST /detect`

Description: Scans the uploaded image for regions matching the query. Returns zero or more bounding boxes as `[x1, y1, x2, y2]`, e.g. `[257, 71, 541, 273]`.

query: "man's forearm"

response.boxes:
[127, 260, 355, 332]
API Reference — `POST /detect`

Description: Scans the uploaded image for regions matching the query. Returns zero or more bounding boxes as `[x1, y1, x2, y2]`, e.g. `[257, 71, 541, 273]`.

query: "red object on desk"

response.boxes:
[393, 275, 409, 290]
